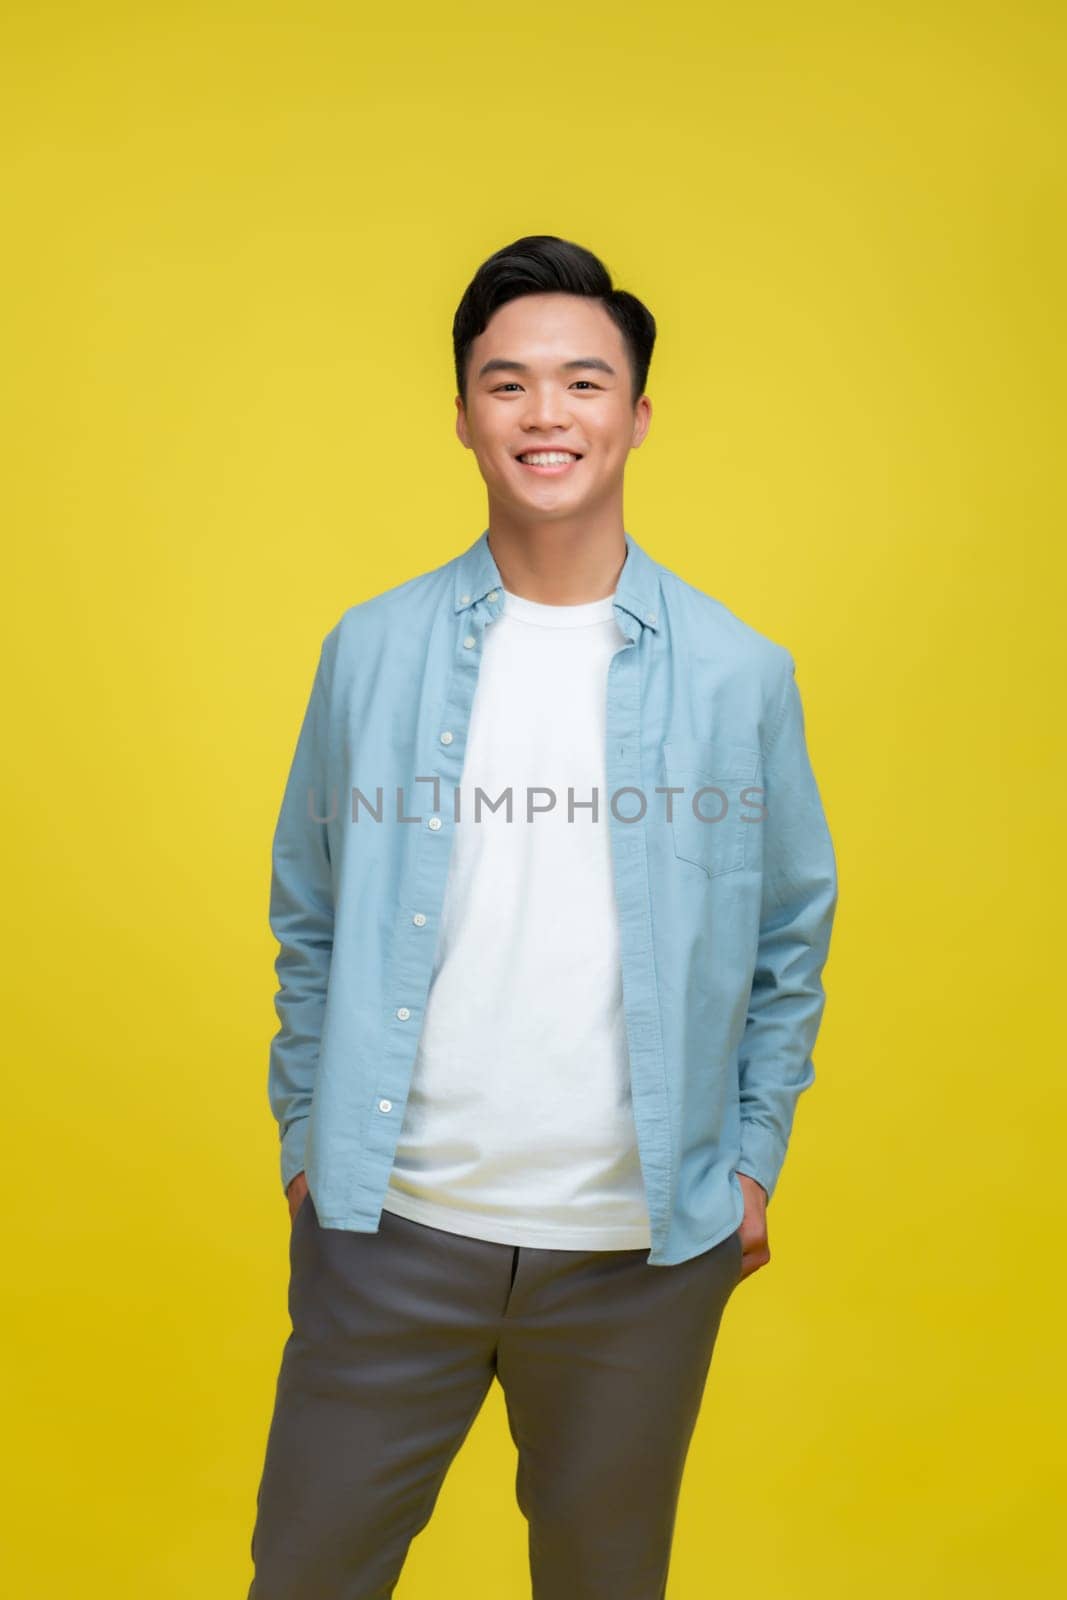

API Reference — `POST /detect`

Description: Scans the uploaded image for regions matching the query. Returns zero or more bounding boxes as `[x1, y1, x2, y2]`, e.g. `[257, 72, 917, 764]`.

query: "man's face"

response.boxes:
[455, 292, 651, 523]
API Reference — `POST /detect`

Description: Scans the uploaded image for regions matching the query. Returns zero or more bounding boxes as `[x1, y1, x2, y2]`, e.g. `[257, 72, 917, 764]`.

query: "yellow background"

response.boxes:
[3, 2, 1063, 1594]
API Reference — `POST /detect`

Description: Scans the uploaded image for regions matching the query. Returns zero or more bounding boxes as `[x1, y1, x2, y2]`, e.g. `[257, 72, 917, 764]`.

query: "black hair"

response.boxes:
[452, 235, 656, 408]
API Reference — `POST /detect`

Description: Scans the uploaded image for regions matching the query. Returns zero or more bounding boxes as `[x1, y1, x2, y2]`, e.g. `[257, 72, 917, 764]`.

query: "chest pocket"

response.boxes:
[662, 738, 761, 879]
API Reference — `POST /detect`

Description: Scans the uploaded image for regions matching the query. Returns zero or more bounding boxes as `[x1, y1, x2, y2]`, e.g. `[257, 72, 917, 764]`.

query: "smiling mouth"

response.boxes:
[515, 451, 583, 475]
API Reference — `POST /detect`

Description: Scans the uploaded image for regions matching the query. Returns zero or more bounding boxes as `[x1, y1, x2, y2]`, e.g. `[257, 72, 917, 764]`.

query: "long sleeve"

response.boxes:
[266, 632, 337, 1194]
[736, 655, 839, 1202]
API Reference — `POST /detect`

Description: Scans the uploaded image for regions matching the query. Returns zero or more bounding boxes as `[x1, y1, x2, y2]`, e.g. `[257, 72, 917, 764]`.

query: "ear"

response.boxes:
[630, 394, 652, 449]
[455, 394, 471, 449]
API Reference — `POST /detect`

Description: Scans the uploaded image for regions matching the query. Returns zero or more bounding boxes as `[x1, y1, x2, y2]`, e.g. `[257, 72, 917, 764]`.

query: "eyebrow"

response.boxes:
[476, 356, 617, 380]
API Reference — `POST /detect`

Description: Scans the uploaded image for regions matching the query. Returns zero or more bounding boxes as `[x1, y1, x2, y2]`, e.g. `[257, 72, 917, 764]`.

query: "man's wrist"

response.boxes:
[738, 1170, 768, 1203]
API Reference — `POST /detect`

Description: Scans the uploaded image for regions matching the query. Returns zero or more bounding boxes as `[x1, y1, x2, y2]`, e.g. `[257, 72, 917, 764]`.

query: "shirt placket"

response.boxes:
[605, 604, 673, 1256]
[356, 585, 504, 1196]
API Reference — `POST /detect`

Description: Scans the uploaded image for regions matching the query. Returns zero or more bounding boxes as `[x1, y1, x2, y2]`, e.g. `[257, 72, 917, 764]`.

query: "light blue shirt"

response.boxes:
[267, 528, 838, 1266]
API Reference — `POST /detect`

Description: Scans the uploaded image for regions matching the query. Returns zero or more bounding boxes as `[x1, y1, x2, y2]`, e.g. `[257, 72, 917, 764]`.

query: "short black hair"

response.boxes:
[453, 235, 656, 409]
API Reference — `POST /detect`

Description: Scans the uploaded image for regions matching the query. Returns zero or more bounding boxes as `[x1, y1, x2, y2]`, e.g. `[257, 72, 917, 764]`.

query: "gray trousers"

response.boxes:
[247, 1194, 743, 1600]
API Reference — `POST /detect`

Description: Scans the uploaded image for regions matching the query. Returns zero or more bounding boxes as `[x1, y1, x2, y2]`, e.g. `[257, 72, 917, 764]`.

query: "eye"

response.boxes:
[490, 380, 602, 393]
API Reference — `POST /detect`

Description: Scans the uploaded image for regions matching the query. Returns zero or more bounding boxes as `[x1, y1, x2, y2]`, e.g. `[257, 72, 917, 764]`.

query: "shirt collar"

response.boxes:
[452, 528, 662, 633]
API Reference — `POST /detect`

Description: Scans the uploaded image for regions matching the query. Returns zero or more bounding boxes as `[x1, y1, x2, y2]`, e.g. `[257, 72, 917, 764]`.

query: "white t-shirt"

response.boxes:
[381, 583, 653, 1249]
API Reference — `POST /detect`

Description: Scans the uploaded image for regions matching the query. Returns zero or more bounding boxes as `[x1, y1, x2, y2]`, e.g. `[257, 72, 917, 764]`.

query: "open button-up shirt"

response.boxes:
[266, 527, 838, 1266]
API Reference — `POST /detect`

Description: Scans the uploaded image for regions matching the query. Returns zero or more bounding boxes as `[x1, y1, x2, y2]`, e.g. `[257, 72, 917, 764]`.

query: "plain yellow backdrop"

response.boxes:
[2, 1, 1063, 1595]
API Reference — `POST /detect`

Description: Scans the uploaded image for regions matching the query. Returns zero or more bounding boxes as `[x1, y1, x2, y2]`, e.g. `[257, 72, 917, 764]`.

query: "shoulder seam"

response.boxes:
[763, 650, 796, 760]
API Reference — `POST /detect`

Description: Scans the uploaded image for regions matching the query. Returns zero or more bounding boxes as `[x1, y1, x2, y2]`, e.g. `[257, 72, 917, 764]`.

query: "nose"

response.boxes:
[520, 382, 572, 433]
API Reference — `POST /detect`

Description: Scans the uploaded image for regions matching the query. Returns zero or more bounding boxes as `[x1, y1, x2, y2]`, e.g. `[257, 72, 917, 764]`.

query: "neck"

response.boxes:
[484, 520, 627, 607]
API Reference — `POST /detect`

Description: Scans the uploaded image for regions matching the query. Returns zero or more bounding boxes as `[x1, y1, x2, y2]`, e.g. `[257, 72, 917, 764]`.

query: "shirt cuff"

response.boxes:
[737, 1122, 785, 1203]
[280, 1117, 310, 1195]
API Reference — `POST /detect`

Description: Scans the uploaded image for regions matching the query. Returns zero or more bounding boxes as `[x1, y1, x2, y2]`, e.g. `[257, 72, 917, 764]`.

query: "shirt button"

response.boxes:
[412, 912, 426, 926]
[487, 589, 499, 601]
[459, 592, 471, 604]
[463, 635, 476, 649]
[428, 815, 442, 830]
[440, 730, 454, 744]
[396, 1007, 410, 1020]
[646, 611, 657, 623]
[378, 1098, 393, 1113]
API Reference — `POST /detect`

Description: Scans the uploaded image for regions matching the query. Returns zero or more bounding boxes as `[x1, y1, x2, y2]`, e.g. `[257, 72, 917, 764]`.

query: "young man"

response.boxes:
[247, 235, 838, 1600]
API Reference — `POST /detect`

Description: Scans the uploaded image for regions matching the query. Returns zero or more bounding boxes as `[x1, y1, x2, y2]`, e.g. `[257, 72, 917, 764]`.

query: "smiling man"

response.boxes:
[458, 292, 648, 531]
[247, 235, 839, 1600]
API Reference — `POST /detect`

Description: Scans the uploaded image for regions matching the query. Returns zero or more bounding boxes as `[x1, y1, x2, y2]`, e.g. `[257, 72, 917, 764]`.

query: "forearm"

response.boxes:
[266, 634, 337, 1193]
[737, 655, 838, 1201]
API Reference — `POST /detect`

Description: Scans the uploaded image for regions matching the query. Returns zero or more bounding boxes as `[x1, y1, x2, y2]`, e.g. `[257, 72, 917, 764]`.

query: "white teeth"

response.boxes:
[518, 452, 579, 465]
